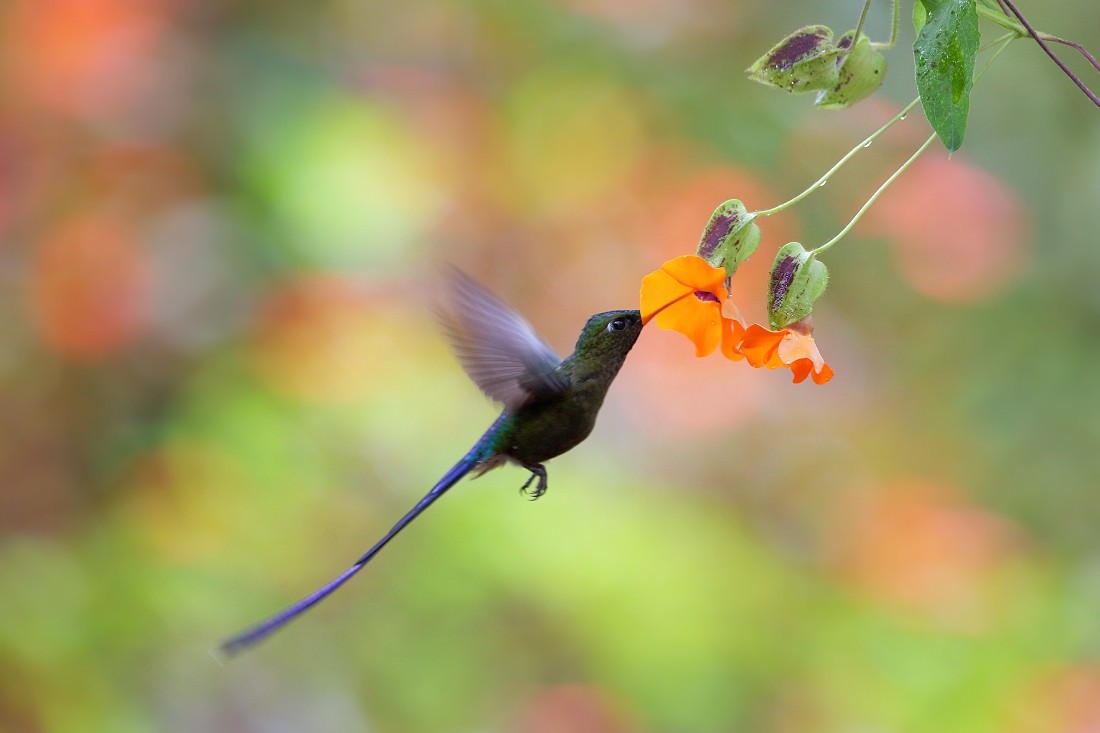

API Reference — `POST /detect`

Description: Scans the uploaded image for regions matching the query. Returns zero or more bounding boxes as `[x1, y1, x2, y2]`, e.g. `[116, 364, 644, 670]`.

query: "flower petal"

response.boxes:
[640, 255, 732, 356]
[788, 357, 813, 384]
[720, 317, 747, 362]
[640, 255, 728, 322]
[736, 323, 785, 368]
[811, 363, 835, 384]
[640, 268, 693, 325]
[659, 254, 727, 295]
[654, 295, 724, 356]
[777, 327, 833, 384]
[730, 322, 833, 383]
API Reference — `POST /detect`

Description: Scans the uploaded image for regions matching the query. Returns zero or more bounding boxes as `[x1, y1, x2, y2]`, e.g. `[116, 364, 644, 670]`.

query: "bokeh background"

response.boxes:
[2, 0, 1100, 731]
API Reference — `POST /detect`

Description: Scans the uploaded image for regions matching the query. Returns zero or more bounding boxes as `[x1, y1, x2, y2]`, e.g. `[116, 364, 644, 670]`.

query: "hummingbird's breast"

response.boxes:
[496, 394, 601, 466]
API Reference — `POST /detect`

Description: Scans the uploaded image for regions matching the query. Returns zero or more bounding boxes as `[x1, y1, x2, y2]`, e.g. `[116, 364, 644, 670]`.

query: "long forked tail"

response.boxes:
[219, 429, 498, 657]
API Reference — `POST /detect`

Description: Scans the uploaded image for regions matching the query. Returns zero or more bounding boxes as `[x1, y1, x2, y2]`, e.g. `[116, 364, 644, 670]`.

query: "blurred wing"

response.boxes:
[439, 270, 566, 410]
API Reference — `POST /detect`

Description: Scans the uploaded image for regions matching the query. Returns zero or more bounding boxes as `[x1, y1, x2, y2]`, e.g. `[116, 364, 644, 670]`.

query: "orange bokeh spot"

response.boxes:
[31, 212, 148, 360]
[514, 684, 635, 733]
[830, 479, 1021, 630]
[1009, 665, 1100, 733]
[4, 0, 167, 118]
[249, 275, 385, 404]
[866, 154, 1030, 302]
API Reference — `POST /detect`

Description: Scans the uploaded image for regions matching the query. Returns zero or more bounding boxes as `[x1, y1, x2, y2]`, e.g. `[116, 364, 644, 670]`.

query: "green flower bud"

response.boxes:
[768, 242, 829, 329]
[696, 199, 761, 275]
[815, 31, 887, 110]
[747, 25, 841, 94]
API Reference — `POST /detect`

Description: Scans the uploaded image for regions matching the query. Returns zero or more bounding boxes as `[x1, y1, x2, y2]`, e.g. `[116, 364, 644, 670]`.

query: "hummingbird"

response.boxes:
[221, 270, 644, 655]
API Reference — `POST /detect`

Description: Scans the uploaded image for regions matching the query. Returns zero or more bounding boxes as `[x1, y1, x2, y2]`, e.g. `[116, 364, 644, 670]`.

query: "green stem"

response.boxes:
[1040, 34, 1100, 73]
[978, 1, 1100, 79]
[976, 3, 1027, 36]
[753, 96, 922, 218]
[870, 0, 899, 50]
[809, 33, 1016, 257]
[997, 0, 1100, 109]
[811, 133, 937, 256]
[851, 0, 872, 46]
[977, 28, 1020, 79]
[833, 0, 874, 69]
[982, 31, 1018, 53]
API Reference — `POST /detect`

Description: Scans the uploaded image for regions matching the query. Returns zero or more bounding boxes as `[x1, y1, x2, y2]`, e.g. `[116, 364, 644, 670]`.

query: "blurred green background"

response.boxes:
[2, 0, 1099, 731]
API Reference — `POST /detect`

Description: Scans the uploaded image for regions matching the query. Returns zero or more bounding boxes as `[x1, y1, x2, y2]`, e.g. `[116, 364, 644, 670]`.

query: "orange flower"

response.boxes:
[737, 316, 833, 384]
[719, 301, 747, 362]
[640, 255, 731, 356]
[640, 255, 833, 384]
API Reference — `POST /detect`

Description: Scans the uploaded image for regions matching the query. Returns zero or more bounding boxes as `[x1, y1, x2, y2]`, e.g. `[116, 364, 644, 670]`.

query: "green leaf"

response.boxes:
[914, 0, 980, 152]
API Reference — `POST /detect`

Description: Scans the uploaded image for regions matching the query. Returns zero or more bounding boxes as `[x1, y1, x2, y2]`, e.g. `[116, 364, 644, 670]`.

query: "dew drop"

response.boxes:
[863, 140, 873, 148]
[818, 180, 828, 187]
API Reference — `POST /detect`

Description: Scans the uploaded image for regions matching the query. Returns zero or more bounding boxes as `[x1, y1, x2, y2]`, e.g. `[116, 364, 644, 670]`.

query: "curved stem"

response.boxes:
[997, 0, 1100, 109]
[1039, 34, 1100, 73]
[835, 0, 874, 68]
[978, 31, 1018, 76]
[811, 133, 937, 256]
[809, 33, 1015, 258]
[851, 0, 872, 45]
[976, 4, 1026, 35]
[982, 31, 1018, 52]
[870, 0, 900, 50]
[753, 96, 922, 218]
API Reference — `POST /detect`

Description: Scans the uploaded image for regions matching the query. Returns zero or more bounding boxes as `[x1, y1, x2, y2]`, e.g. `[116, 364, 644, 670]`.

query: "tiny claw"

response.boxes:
[519, 465, 548, 501]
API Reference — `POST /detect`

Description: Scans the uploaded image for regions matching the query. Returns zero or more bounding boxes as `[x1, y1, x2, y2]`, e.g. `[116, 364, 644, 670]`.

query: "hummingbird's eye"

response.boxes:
[607, 317, 628, 333]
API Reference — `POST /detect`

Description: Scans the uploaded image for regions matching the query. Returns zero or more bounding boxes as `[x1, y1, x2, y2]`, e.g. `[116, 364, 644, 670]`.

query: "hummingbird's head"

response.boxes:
[574, 309, 644, 364]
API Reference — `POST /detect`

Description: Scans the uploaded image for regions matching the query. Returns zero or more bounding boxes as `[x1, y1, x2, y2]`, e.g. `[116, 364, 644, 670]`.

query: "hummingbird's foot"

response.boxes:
[519, 464, 548, 500]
